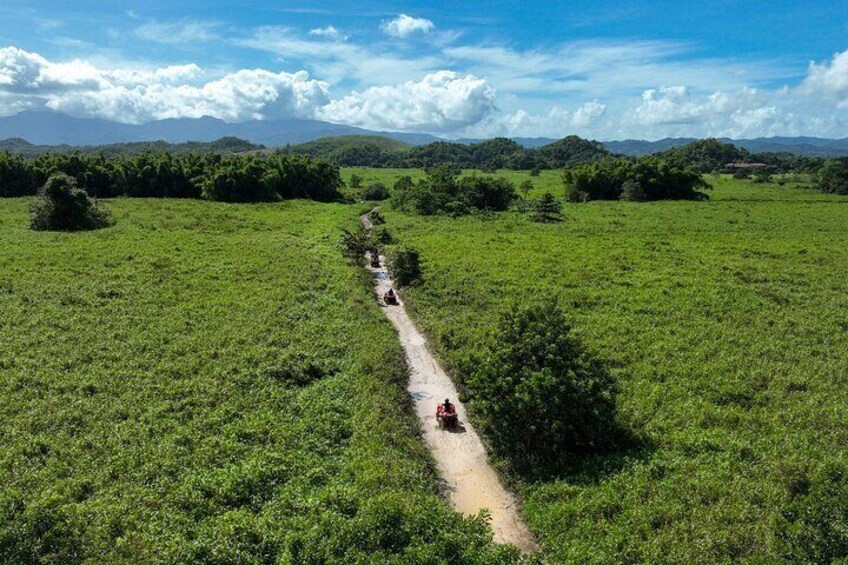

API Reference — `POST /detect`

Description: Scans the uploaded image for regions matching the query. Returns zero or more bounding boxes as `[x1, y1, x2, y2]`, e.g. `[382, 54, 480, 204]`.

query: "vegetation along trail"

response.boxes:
[361, 213, 538, 553]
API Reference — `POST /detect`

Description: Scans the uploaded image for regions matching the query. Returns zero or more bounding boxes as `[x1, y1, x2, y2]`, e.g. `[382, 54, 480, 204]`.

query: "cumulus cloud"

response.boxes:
[800, 49, 848, 108]
[0, 46, 330, 123]
[317, 70, 496, 132]
[308, 25, 347, 41]
[380, 14, 435, 38]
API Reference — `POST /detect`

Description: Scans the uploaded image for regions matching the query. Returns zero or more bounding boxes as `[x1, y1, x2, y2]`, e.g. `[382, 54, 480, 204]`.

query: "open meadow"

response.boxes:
[378, 175, 848, 562]
[0, 198, 514, 564]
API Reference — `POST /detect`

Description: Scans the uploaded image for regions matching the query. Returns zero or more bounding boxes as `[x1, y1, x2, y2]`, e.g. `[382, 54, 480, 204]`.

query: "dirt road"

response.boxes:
[361, 214, 537, 553]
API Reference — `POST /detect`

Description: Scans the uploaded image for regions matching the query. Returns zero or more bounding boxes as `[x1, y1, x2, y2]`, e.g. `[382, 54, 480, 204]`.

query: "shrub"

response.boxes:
[391, 167, 515, 216]
[391, 248, 421, 286]
[341, 227, 371, 260]
[818, 158, 848, 195]
[519, 180, 533, 200]
[363, 182, 390, 201]
[563, 156, 710, 202]
[620, 179, 646, 201]
[367, 210, 385, 225]
[349, 173, 362, 189]
[29, 174, 112, 231]
[777, 459, 848, 562]
[532, 192, 562, 222]
[464, 300, 621, 468]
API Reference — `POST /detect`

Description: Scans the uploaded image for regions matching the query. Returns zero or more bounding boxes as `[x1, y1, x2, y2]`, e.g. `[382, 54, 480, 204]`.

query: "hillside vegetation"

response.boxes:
[0, 198, 515, 563]
[286, 135, 610, 170]
[0, 136, 262, 158]
[380, 177, 848, 562]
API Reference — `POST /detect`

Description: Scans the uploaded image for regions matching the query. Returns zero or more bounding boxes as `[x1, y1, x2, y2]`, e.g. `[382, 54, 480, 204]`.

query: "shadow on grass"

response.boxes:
[510, 426, 656, 486]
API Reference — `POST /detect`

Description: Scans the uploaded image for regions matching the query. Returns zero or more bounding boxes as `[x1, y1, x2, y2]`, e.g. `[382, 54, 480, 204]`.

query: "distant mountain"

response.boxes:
[1, 111, 847, 157]
[0, 111, 442, 148]
[603, 136, 848, 157]
[0, 136, 263, 158]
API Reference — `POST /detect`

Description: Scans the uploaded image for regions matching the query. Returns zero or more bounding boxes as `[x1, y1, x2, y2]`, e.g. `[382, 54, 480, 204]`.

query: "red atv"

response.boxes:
[436, 401, 458, 429]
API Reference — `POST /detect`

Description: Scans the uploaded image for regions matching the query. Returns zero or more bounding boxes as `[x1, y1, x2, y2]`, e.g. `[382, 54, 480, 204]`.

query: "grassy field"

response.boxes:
[0, 198, 514, 564]
[342, 167, 565, 200]
[379, 176, 848, 562]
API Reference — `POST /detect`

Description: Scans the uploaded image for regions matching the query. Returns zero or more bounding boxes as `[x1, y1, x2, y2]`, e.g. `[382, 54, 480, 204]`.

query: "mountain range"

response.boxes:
[1, 111, 848, 157]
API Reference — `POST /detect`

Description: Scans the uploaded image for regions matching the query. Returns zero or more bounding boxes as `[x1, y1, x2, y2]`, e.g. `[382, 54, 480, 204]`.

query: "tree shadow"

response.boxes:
[514, 429, 657, 486]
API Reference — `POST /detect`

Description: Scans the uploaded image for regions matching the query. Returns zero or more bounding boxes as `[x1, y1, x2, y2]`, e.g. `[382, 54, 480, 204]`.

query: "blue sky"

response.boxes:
[1, 1, 847, 139]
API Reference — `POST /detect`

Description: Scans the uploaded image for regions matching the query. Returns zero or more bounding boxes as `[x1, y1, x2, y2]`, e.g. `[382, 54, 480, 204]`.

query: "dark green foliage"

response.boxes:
[29, 174, 111, 231]
[531, 192, 562, 222]
[777, 460, 848, 562]
[392, 167, 515, 216]
[367, 210, 385, 225]
[464, 300, 621, 469]
[199, 157, 279, 202]
[349, 173, 362, 189]
[362, 182, 390, 201]
[536, 135, 610, 168]
[519, 180, 533, 200]
[0, 151, 343, 203]
[391, 248, 421, 286]
[660, 138, 750, 173]
[341, 227, 372, 260]
[393, 175, 415, 192]
[563, 156, 710, 202]
[751, 168, 774, 184]
[818, 158, 848, 195]
[0, 151, 39, 196]
[620, 179, 646, 201]
[289, 134, 608, 170]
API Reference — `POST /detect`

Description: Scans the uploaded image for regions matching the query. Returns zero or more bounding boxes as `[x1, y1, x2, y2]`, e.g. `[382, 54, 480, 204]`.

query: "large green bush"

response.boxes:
[391, 248, 422, 286]
[464, 300, 621, 469]
[563, 156, 710, 202]
[391, 166, 516, 216]
[29, 174, 111, 231]
[818, 158, 848, 195]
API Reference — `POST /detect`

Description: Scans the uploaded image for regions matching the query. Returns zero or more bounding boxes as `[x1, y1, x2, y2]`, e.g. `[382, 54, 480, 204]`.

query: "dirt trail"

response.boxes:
[361, 213, 537, 553]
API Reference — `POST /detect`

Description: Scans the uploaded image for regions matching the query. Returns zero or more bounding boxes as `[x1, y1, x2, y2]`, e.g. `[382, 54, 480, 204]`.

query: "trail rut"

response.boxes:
[361, 213, 537, 553]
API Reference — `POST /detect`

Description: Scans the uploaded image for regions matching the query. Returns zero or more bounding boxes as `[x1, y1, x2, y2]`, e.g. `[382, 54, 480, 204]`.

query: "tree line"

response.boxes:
[0, 151, 343, 202]
[286, 136, 611, 170]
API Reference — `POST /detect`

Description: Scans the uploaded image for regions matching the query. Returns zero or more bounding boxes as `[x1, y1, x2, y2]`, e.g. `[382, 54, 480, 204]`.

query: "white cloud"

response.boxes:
[800, 49, 848, 108]
[380, 14, 435, 38]
[0, 46, 330, 123]
[308, 25, 347, 41]
[317, 70, 496, 132]
[135, 20, 221, 45]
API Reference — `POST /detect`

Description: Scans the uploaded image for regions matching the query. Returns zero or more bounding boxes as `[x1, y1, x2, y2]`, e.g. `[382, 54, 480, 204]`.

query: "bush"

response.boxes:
[464, 300, 621, 469]
[818, 158, 848, 195]
[349, 173, 362, 189]
[391, 248, 421, 286]
[777, 459, 848, 562]
[531, 192, 562, 222]
[29, 174, 112, 231]
[620, 179, 646, 201]
[362, 182, 390, 201]
[564, 156, 710, 202]
[391, 167, 515, 216]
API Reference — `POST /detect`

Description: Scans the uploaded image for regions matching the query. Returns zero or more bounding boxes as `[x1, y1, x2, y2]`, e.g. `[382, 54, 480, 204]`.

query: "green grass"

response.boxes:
[342, 167, 564, 199]
[0, 198, 514, 564]
[380, 177, 848, 563]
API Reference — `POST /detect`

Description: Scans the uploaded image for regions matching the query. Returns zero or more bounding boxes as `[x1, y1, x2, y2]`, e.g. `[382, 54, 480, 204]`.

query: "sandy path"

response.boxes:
[361, 214, 537, 553]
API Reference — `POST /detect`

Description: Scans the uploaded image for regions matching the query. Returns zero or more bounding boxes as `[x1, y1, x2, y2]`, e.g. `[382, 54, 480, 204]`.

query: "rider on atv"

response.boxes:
[384, 288, 398, 305]
[436, 398, 457, 428]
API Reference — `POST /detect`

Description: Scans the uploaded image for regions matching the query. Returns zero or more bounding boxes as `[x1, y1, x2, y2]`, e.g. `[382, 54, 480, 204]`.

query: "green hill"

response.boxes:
[0, 136, 262, 158]
[285, 135, 412, 166]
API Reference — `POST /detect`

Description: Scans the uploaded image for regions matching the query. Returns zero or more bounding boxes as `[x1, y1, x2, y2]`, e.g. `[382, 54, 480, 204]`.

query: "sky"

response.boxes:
[1, 0, 848, 140]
